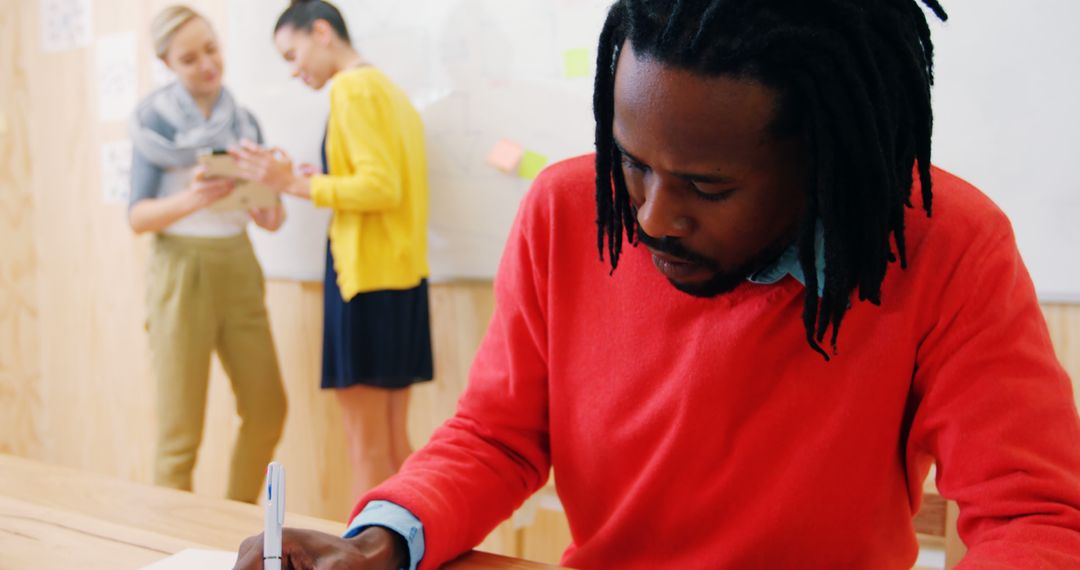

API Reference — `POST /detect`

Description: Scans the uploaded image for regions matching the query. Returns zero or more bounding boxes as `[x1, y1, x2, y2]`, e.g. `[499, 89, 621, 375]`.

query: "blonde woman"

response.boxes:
[128, 5, 287, 503]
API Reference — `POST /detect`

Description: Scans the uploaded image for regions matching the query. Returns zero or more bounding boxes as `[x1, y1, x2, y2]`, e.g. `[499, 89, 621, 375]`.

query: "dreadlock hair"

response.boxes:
[275, 0, 351, 44]
[593, 0, 948, 360]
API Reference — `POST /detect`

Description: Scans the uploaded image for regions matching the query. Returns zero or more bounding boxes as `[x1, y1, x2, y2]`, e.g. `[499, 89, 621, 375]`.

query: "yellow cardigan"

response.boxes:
[310, 67, 430, 300]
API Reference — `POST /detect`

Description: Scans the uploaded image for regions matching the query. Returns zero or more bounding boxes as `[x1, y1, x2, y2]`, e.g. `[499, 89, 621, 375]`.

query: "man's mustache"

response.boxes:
[635, 227, 719, 270]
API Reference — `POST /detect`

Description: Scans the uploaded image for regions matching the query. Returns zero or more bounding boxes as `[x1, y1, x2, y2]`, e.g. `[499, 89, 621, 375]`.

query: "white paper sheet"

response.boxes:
[96, 31, 137, 123]
[41, 0, 93, 53]
[140, 548, 237, 570]
[100, 139, 132, 205]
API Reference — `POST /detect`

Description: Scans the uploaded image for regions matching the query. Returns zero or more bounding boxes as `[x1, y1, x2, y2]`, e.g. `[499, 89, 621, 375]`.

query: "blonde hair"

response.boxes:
[150, 5, 207, 59]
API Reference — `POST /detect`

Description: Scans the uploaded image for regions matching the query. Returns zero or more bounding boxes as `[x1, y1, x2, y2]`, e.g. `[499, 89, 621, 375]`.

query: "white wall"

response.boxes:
[228, 0, 612, 282]
[930, 0, 1080, 301]
[230, 0, 1080, 300]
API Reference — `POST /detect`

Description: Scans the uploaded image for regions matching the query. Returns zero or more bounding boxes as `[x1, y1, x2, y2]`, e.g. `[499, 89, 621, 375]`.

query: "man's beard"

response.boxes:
[636, 227, 793, 298]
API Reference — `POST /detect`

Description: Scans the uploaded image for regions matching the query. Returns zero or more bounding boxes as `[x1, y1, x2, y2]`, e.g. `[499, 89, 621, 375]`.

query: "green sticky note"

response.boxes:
[563, 48, 591, 79]
[518, 150, 548, 181]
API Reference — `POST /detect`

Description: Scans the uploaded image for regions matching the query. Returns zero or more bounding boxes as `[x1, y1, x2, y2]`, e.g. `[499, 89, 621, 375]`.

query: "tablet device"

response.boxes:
[198, 150, 278, 212]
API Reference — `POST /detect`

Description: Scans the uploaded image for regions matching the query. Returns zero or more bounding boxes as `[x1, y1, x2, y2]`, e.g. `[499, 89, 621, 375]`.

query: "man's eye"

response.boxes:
[693, 187, 737, 202]
[621, 155, 648, 172]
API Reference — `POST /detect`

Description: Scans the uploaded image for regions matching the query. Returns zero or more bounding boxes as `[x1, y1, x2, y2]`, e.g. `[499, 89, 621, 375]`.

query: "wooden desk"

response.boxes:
[0, 455, 562, 569]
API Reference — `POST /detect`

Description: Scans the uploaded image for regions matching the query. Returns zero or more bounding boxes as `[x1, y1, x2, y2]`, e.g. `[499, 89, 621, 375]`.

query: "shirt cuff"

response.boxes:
[309, 174, 333, 208]
[343, 500, 425, 570]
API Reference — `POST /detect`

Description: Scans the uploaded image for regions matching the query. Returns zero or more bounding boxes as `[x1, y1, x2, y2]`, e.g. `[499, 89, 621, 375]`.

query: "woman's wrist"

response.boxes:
[287, 175, 312, 199]
[177, 189, 203, 215]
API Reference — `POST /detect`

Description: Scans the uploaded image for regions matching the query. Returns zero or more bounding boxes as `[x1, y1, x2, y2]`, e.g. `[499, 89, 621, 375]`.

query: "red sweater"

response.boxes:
[357, 155, 1080, 568]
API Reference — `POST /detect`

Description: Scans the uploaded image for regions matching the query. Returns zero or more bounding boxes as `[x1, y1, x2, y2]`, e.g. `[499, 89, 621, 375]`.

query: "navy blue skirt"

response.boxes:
[321, 242, 434, 390]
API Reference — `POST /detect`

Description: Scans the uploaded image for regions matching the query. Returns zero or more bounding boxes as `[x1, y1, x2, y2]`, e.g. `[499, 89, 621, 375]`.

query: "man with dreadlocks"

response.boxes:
[235, 1, 1080, 569]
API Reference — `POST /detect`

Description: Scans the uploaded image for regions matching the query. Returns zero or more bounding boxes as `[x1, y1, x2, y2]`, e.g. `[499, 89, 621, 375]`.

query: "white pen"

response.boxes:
[264, 462, 285, 570]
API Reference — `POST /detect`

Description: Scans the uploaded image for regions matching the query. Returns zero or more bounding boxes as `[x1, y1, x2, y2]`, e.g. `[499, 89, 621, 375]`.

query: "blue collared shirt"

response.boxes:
[747, 222, 826, 293]
[344, 500, 425, 570]
[344, 226, 827, 568]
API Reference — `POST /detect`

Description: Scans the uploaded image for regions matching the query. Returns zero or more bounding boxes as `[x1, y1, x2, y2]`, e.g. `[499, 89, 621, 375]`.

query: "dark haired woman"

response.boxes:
[232, 0, 433, 500]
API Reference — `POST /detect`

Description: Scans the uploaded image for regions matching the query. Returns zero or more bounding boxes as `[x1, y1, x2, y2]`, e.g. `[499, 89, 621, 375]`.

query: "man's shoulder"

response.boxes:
[533, 153, 595, 188]
[927, 166, 1006, 223]
[526, 154, 596, 207]
[515, 153, 596, 230]
[908, 166, 1014, 254]
[509, 154, 599, 252]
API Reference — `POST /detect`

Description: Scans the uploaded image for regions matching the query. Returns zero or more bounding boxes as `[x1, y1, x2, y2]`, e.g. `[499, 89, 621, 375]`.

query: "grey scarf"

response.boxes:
[129, 81, 259, 169]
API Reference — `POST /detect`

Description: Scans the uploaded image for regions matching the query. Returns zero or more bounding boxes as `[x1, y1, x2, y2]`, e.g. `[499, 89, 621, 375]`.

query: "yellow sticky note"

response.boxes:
[563, 48, 591, 79]
[518, 151, 548, 181]
[486, 139, 525, 173]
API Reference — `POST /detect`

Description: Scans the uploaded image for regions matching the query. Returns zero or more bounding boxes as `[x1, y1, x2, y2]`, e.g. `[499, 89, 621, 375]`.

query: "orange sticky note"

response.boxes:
[486, 139, 525, 173]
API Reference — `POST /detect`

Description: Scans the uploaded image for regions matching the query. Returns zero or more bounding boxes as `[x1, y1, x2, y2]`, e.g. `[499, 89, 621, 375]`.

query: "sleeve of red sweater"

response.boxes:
[348, 174, 555, 568]
[908, 208, 1080, 567]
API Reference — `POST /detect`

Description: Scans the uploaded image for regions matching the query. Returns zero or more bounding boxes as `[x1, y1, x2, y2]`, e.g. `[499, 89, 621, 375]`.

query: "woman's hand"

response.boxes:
[250, 204, 286, 232]
[129, 167, 235, 234]
[298, 163, 321, 177]
[231, 139, 312, 200]
[184, 166, 236, 211]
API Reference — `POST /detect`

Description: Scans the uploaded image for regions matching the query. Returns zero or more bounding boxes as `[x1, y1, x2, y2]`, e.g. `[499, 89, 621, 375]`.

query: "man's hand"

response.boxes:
[233, 527, 407, 570]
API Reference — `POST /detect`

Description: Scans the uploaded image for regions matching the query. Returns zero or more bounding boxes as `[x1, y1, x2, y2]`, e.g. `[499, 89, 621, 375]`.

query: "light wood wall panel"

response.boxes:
[0, 0, 41, 458]
[27, 0, 155, 482]
[1043, 304, 1080, 411]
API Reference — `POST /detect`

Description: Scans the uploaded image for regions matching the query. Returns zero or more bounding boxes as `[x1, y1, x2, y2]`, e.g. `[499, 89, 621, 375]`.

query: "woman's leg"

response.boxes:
[150, 322, 214, 492]
[217, 311, 287, 503]
[173, 239, 284, 503]
[388, 387, 413, 471]
[215, 245, 287, 503]
[335, 384, 396, 499]
[147, 242, 214, 492]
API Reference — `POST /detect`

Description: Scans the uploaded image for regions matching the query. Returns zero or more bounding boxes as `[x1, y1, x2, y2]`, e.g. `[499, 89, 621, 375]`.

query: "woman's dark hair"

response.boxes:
[275, 0, 350, 43]
[593, 0, 948, 360]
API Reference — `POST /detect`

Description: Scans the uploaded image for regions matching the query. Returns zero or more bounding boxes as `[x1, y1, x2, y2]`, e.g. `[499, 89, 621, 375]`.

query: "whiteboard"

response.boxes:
[929, 0, 1080, 302]
[226, 0, 613, 282]
[227, 0, 1080, 300]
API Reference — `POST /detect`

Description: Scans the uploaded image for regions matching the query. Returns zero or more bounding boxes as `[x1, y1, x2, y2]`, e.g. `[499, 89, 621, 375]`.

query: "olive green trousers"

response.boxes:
[146, 233, 286, 503]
